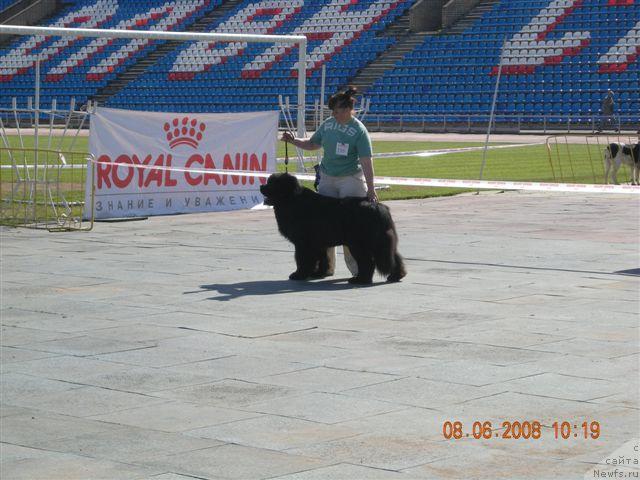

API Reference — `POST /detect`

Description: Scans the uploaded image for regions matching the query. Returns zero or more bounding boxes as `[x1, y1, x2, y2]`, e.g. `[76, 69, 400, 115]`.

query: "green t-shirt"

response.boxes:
[310, 117, 373, 177]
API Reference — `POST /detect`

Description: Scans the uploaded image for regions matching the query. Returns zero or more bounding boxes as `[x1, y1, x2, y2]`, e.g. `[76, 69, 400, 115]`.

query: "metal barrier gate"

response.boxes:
[0, 98, 95, 231]
[545, 133, 639, 185]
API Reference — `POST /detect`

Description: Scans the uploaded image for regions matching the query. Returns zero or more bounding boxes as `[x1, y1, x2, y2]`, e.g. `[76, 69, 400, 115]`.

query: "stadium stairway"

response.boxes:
[105, 0, 413, 113]
[0, 0, 59, 47]
[365, 0, 640, 126]
[349, 0, 499, 94]
[444, 0, 502, 35]
[90, 0, 246, 107]
[349, 10, 430, 94]
[1, 0, 415, 115]
[6, 0, 634, 126]
[0, 0, 223, 112]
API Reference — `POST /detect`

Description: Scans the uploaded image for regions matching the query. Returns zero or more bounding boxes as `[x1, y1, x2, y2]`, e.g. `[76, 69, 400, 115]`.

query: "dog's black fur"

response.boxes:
[260, 173, 406, 284]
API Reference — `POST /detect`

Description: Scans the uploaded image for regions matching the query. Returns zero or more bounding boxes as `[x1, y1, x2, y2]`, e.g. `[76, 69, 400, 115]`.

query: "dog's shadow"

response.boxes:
[191, 278, 377, 301]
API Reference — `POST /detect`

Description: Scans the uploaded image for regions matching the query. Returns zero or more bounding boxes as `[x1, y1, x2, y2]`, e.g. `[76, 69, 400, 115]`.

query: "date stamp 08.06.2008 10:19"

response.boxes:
[442, 420, 601, 441]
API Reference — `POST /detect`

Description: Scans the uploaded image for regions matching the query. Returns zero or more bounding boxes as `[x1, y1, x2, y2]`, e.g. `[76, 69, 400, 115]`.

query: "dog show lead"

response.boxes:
[281, 86, 376, 276]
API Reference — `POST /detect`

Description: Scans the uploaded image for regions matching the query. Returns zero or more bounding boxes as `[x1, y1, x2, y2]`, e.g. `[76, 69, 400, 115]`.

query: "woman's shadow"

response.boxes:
[191, 278, 375, 301]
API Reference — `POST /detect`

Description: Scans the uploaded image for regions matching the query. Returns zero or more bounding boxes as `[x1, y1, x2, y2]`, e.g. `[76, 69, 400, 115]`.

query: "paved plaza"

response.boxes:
[1, 190, 639, 479]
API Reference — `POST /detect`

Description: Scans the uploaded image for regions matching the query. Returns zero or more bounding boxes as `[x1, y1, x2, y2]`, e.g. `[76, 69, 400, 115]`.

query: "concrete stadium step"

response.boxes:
[347, 33, 430, 94]
[0, 0, 60, 47]
[348, 0, 501, 95]
[445, 0, 501, 35]
[344, 3, 439, 94]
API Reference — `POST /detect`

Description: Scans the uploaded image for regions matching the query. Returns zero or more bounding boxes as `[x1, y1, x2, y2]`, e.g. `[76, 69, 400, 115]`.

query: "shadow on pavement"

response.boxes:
[192, 277, 379, 301]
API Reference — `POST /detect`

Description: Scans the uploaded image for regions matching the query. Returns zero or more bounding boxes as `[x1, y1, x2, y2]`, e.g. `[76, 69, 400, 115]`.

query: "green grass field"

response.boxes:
[279, 139, 617, 199]
[1, 135, 624, 211]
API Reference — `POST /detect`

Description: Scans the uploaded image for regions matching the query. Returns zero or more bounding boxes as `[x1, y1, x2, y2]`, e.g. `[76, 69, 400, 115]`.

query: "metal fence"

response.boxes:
[0, 99, 94, 230]
[359, 113, 639, 134]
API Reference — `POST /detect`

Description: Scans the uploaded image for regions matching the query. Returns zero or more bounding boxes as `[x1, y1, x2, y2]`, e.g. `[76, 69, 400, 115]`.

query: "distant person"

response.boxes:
[597, 89, 618, 133]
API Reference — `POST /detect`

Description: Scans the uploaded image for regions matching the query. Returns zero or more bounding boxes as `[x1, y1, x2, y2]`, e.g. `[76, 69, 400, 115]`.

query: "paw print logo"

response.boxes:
[163, 117, 206, 149]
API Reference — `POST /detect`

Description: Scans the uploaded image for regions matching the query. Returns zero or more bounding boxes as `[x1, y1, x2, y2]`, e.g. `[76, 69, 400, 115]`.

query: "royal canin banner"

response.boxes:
[86, 107, 277, 219]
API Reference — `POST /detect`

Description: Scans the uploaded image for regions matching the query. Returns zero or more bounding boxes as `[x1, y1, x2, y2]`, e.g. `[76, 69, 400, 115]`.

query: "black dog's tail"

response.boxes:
[373, 205, 406, 282]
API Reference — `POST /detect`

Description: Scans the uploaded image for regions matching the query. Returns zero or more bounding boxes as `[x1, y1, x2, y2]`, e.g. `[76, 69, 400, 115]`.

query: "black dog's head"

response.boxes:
[260, 173, 302, 206]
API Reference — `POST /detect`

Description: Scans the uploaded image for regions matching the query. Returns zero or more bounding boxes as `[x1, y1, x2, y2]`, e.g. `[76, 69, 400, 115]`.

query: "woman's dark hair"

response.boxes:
[328, 86, 358, 110]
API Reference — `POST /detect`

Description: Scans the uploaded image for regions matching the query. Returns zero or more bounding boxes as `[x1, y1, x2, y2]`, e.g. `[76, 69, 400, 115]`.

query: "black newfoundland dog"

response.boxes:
[260, 173, 406, 284]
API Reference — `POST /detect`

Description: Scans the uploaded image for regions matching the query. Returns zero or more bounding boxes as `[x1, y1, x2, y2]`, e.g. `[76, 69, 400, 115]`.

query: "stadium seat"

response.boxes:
[1, 0, 638, 121]
[366, 0, 639, 120]
[0, 0, 220, 110]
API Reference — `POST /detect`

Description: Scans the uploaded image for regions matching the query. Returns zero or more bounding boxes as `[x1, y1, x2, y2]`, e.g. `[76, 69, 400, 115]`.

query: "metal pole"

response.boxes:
[297, 36, 307, 137]
[313, 99, 319, 131]
[320, 64, 326, 125]
[47, 98, 56, 150]
[0, 24, 307, 46]
[68, 101, 90, 153]
[478, 41, 505, 184]
[12, 98, 24, 150]
[317, 64, 326, 165]
[57, 97, 75, 151]
[317, 64, 325, 165]
[34, 54, 40, 223]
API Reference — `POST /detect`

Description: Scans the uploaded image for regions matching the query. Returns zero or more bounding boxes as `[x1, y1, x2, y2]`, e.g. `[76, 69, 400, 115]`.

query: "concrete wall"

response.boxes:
[442, 0, 480, 28]
[409, 0, 444, 32]
[1, 0, 57, 26]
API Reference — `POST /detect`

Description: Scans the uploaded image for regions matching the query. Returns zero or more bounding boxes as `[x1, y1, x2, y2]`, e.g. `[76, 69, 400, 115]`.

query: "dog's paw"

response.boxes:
[348, 276, 372, 285]
[310, 269, 334, 279]
[387, 272, 407, 283]
[289, 271, 309, 281]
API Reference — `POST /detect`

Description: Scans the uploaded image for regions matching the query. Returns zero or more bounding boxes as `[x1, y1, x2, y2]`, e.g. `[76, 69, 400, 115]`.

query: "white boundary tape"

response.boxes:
[276, 142, 545, 162]
[371, 176, 640, 194]
[87, 158, 640, 194]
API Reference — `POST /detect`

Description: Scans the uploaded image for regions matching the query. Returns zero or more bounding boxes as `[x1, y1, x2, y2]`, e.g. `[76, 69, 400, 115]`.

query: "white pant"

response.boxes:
[317, 169, 367, 198]
[317, 170, 367, 276]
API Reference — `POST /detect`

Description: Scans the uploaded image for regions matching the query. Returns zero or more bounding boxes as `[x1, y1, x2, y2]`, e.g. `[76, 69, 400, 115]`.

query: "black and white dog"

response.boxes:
[603, 142, 640, 185]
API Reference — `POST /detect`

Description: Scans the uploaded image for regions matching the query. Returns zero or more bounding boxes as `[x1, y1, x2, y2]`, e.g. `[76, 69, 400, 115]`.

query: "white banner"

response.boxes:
[86, 107, 277, 219]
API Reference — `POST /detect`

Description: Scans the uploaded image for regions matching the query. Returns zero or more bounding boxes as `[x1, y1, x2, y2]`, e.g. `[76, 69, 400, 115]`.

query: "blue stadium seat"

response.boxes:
[0, 0, 220, 110]
[368, 0, 639, 119]
[1, 0, 638, 120]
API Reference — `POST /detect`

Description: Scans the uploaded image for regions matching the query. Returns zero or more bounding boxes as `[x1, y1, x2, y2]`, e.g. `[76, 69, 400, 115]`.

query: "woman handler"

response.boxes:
[281, 86, 376, 276]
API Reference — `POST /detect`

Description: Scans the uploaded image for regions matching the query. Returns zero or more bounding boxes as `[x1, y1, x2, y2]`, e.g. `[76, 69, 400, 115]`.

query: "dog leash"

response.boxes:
[284, 130, 320, 191]
[284, 135, 289, 173]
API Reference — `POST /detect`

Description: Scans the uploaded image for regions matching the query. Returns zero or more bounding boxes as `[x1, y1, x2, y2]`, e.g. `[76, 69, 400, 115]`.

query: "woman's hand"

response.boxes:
[281, 131, 295, 144]
[359, 157, 377, 203]
[281, 134, 321, 151]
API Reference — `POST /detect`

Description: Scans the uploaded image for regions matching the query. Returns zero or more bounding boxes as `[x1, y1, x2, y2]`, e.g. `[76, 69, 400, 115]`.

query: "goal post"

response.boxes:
[0, 24, 311, 227]
[0, 24, 309, 136]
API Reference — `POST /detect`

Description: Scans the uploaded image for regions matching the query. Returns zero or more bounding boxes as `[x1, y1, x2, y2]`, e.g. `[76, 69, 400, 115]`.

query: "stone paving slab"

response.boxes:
[1, 191, 639, 479]
[1, 444, 163, 479]
[185, 414, 357, 451]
